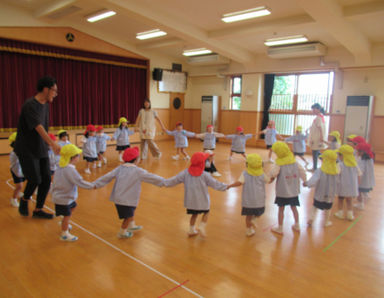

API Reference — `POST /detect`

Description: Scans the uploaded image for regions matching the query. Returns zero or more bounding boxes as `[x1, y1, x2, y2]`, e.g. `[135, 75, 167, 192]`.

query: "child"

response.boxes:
[48, 133, 57, 175]
[55, 129, 71, 167]
[354, 142, 375, 210]
[52, 144, 95, 241]
[9, 132, 25, 207]
[164, 122, 195, 160]
[259, 120, 281, 162]
[163, 152, 228, 237]
[228, 154, 270, 236]
[204, 150, 221, 177]
[269, 142, 307, 235]
[113, 117, 135, 162]
[346, 134, 357, 147]
[82, 124, 98, 174]
[304, 150, 339, 227]
[327, 131, 341, 150]
[96, 126, 111, 167]
[94, 147, 165, 238]
[226, 126, 253, 160]
[284, 125, 308, 166]
[196, 125, 225, 176]
[334, 144, 361, 221]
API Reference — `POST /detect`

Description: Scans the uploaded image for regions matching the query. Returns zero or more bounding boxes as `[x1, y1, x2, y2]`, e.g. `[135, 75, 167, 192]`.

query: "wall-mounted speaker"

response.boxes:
[152, 68, 163, 81]
[172, 63, 182, 72]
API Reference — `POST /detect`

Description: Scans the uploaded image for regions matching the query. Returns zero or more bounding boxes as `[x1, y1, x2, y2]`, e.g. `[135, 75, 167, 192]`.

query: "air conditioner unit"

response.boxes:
[267, 42, 327, 59]
[187, 54, 230, 65]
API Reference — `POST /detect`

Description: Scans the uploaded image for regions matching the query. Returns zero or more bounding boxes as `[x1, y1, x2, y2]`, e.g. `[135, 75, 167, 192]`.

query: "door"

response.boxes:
[169, 93, 184, 130]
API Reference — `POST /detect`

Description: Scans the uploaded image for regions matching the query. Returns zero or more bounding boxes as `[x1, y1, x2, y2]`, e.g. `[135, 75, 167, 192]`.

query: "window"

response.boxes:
[230, 75, 242, 110]
[269, 72, 334, 135]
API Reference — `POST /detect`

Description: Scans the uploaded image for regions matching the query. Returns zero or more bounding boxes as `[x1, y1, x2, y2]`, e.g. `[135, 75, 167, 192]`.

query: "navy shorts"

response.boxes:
[55, 201, 77, 217]
[186, 209, 209, 215]
[266, 145, 272, 149]
[231, 150, 245, 154]
[11, 170, 25, 184]
[241, 207, 265, 216]
[116, 145, 130, 151]
[98, 151, 105, 155]
[115, 204, 136, 219]
[83, 156, 98, 162]
[313, 200, 332, 210]
[294, 152, 305, 156]
[275, 196, 300, 207]
[359, 187, 372, 193]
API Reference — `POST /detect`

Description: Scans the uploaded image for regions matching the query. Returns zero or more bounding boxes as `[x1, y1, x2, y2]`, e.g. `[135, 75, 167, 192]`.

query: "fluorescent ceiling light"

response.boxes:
[264, 35, 309, 46]
[136, 29, 167, 40]
[183, 48, 212, 56]
[87, 10, 116, 23]
[221, 6, 271, 23]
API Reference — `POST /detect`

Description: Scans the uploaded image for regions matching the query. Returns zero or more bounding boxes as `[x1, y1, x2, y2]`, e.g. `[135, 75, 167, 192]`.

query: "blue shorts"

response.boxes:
[115, 204, 136, 219]
[55, 201, 77, 216]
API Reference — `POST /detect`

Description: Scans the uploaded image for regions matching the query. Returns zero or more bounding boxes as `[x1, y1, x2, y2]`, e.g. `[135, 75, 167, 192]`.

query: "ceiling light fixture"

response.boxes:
[264, 35, 309, 46]
[221, 6, 271, 23]
[86, 10, 116, 23]
[182, 48, 213, 56]
[136, 29, 167, 40]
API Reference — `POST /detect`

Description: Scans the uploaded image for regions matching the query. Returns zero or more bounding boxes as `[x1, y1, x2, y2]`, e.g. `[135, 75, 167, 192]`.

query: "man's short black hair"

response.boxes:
[37, 76, 57, 92]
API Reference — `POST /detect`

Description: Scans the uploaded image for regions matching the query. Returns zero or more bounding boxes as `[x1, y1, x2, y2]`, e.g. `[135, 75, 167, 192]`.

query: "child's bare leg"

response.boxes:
[188, 214, 199, 236]
[121, 217, 134, 229]
[335, 197, 345, 219]
[118, 216, 134, 238]
[291, 206, 300, 231]
[241, 153, 247, 159]
[61, 213, 73, 232]
[298, 155, 308, 165]
[324, 209, 333, 227]
[229, 150, 233, 159]
[181, 148, 189, 159]
[346, 197, 354, 220]
[308, 206, 317, 226]
[272, 206, 285, 234]
[245, 215, 253, 228]
[268, 149, 272, 160]
[199, 212, 209, 237]
[13, 182, 23, 199]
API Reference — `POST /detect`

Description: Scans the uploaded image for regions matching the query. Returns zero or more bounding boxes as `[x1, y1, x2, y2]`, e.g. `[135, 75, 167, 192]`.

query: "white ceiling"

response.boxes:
[2, 0, 384, 65]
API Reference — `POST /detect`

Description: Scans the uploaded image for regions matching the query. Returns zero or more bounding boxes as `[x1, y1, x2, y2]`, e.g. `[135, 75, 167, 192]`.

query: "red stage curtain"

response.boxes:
[0, 38, 148, 130]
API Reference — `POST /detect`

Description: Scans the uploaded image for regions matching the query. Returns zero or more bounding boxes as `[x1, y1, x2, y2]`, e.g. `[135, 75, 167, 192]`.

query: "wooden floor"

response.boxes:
[1, 139, 383, 297]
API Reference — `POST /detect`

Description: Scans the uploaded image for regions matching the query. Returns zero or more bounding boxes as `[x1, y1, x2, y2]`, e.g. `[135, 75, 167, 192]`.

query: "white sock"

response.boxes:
[61, 230, 69, 235]
[128, 221, 136, 228]
[324, 210, 331, 222]
[189, 225, 196, 233]
[120, 228, 127, 234]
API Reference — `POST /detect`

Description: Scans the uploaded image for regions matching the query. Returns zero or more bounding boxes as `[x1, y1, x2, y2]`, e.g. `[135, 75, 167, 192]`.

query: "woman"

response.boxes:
[135, 98, 165, 160]
[308, 103, 327, 170]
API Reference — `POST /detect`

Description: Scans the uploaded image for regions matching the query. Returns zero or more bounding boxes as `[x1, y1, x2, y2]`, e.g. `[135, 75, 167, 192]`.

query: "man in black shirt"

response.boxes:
[15, 76, 61, 219]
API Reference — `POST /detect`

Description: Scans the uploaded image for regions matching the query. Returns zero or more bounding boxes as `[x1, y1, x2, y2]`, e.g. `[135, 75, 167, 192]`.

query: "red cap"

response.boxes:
[188, 152, 210, 177]
[123, 147, 140, 162]
[356, 142, 374, 158]
[175, 122, 183, 127]
[85, 124, 96, 133]
[48, 133, 57, 142]
[96, 125, 104, 132]
[352, 136, 366, 144]
[236, 126, 244, 132]
[206, 124, 213, 130]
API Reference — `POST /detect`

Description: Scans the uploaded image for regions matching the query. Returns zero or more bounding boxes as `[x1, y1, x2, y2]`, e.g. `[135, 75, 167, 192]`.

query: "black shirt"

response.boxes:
[15, 97, 49, 159]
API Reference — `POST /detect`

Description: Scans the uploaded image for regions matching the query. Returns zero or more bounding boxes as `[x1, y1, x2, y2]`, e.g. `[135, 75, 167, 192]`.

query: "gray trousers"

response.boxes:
[140, 139, 161, 159]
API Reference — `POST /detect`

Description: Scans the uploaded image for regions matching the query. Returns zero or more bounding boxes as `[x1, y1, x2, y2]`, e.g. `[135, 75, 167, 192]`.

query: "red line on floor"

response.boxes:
[158, 280, 190, 297]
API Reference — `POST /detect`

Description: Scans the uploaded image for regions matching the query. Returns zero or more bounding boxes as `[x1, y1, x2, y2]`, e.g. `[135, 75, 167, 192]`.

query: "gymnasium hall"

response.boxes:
[1, 0, 384, 297]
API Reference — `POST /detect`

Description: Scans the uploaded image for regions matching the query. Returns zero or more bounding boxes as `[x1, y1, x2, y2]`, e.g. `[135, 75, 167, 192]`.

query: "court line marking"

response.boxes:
[5, 179, 203, 298]
[158, 279, 189, 297]
[323, 215, 362, 252]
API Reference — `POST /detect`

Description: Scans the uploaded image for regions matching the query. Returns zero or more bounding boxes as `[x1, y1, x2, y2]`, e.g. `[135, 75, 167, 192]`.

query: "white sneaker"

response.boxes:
[103, 157, 107, 164]
[154, 152, 162, 160]
[184, 155, 190, 160]
[334, 210, 345, 220]
[292, 223, 301, 232]
[92, 163, 97, 169]
[97, 162, 102, 168]
[212, 172, 221, 177]
[18, 192, 24, 198]
[172, 155, 180, 160]
[271, 226, 283, 235]
[127, 225, 143, 231]
[117, 231, 133, 238]
[346, 211, 354, 221]
[199, 226, 207, 237]
[84, 168, 91, 174]
[60, 232, 78, 242]
[246, 227, 256, 237]
[354, 202, 364, 210]
[188, 229, 199, 237]
[10, 198, 19, 208]
[324, 221, 333, 227]
[119, 155, 124, 163]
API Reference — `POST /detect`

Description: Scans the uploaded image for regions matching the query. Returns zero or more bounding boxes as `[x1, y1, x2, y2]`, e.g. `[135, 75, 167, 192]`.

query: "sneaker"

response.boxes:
[18, 199, 29, 216]
[117, 231, 133, 238]
[10, 198, 19, 208]
[198, 227, 207, 237]
[188, 229, 199, 237]
[32, 210, 54, 219]
[18, 192, 24, 198]
[292, 223, 301, 232]
[103, 157, 107, 164]
[172, 155, 180, 160]
[184, 155, 190, 160]
[246, 228, 256, 237]
[324, 221, 333, 227]
[346, 211, 354, 221]
[334, 211, 345, 220]
[97, 162, 102, 168]
[60, 232, 78, 242]
[271, 226, 283, 235]
[127, 225, 143, 231]
[154, 152, 162, 160]
[84, 168, 91, 174]
[212, 172, 221, 177]
[93, 163, 97, 169]
[354, 203, 364, 210]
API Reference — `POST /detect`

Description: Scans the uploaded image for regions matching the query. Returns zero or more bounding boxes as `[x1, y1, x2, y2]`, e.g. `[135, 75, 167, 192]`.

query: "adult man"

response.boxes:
[15, 76, 61, 219]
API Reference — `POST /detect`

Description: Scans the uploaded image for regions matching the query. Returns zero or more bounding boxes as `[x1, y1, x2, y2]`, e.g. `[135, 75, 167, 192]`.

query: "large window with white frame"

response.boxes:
[230, 75, 242, 110]
[269, 72, 334, 135]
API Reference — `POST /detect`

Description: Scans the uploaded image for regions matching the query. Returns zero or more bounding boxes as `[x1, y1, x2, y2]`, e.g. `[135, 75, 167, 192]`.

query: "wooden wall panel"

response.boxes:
[329, 114, 345, 140]
[183, 109, 201, 133]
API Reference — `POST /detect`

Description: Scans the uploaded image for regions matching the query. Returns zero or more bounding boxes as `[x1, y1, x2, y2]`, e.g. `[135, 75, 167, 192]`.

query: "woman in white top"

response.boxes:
[308, 103, 327, 171]
[135, 99, 165, 160]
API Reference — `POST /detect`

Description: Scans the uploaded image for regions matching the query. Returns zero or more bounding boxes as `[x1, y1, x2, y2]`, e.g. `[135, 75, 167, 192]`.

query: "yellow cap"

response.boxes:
[272, 141, 296, 166]
[296, 126, 303, 132]
[338, 144, 357, 167]
[347, 134, 357, 141]
[246, 154, 263, 176]
[8, 132, 17, 144]
[59, 144, 82, 168]
[58, 130, 67, 136]
[320, 150, 339, 175]
[118, 117, 128, 127]
[329, 131, 341, 144]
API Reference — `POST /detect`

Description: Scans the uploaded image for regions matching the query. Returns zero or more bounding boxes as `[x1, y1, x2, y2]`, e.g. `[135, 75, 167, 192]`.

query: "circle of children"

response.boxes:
[8, 117, 375, 242]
